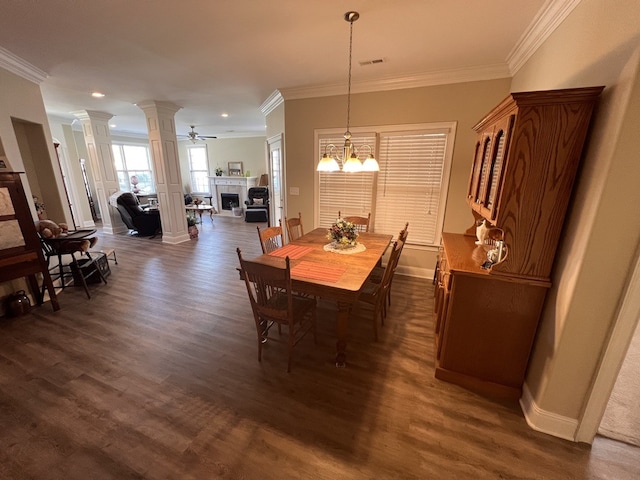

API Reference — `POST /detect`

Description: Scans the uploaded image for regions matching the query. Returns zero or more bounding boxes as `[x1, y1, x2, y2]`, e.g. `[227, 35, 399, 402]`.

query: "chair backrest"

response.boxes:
[257, 225, 285, 254]
[237, 248, 293, 327]
[117, 192, 144, 217]
[284, 212, 304, 242]
[338, 211, 371, 232]
[399, 222, 409, 242]
[380, 238, 405, 294]
[247, 187, 269, 206]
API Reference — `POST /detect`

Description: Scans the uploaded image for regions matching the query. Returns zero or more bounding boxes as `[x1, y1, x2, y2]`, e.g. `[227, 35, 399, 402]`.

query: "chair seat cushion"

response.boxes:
[264, 292, 316, 322]
[368, 265, 384, 283]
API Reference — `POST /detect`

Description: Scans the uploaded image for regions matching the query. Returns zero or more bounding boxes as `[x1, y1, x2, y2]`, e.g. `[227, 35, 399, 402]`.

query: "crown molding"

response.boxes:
[260, 90, 284, 116]
[0, 46, 48, 84]
[507, 0, 583, 75]
[71, 110, 114, 122]
[279, 63, 511, 100]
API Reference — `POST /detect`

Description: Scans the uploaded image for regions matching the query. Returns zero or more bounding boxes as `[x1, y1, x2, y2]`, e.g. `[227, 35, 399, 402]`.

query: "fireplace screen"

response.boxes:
[220, 193, 240, 210]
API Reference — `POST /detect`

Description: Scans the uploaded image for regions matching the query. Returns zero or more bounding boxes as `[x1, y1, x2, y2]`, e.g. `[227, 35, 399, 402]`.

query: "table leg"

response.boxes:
[335, 301, 351, 367]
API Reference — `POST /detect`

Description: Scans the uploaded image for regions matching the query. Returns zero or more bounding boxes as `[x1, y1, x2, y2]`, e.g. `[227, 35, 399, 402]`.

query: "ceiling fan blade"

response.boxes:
[200, 135, 217, 139]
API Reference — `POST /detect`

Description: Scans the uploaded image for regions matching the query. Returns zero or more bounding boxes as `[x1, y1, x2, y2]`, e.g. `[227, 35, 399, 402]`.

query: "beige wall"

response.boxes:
[177, 136, 267, 193]
[283, 78, 512, 274]
[265, 101, 284, 140]
[512, 0, 640, 422]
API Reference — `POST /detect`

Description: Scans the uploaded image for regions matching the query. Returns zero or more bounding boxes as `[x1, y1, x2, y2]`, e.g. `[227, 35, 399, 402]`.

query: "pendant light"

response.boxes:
[317, 11, 379, 173]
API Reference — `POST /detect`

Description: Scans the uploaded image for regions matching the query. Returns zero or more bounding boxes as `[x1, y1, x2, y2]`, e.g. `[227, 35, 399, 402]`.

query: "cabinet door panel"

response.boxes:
[467, 132, 492, 209]
[476, 134, 492, 206]
[481, 115, 514, 221]
[466, 139, 482, 205]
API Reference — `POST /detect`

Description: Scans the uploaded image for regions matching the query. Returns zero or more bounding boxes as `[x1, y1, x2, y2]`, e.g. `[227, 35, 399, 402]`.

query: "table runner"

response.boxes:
[291, 261, 347, 283]
[269, 244, 312, 259]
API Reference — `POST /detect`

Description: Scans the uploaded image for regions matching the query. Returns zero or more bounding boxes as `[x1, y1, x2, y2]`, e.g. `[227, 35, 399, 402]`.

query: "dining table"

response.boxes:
[251, 227, 393, 366]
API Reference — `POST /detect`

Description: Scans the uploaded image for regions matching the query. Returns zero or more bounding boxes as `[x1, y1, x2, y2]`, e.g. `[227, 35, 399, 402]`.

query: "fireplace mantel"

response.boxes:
[209, 176, 257, 216]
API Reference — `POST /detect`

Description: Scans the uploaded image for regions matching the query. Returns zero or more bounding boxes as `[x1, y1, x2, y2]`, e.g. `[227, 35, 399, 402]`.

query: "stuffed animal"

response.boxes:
[36, 220, 97, 252]
[36, 219, 62, 239]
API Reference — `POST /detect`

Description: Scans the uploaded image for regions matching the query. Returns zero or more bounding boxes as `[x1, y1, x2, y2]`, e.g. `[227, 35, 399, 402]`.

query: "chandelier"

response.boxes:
[316, 11, 379, 173]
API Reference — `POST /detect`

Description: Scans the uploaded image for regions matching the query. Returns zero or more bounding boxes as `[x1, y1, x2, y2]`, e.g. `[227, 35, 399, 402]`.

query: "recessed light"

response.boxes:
[91, 92, 105, 98]
[221, 113, 229, 118]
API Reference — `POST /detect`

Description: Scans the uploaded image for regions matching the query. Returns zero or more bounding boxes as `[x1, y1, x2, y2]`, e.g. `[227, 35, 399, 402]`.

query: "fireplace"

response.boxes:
[208, 175, 257, 216]
[220, 193, 240, 211]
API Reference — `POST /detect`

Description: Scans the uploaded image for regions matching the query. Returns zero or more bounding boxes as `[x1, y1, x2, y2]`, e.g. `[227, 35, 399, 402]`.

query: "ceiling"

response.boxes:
[0, 0, 548, 139]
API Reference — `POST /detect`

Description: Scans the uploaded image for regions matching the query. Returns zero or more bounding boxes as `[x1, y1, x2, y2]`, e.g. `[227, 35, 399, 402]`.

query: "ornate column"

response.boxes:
[136, 100, 189, 244]
[72, 110, 125, 234]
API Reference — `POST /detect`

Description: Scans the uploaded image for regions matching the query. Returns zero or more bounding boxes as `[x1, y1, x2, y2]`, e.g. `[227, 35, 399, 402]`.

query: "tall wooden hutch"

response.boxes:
[0, 172, 60, 311]
[434, 87, 603, 400]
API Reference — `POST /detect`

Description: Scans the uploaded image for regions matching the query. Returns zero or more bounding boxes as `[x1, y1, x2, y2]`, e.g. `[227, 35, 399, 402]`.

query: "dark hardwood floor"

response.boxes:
[1, 215, 639, 479]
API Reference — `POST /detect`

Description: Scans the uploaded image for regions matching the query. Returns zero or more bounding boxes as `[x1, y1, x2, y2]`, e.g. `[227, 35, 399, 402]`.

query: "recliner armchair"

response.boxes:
[115, 192, 162, 236]
[244, 187, 269, 224]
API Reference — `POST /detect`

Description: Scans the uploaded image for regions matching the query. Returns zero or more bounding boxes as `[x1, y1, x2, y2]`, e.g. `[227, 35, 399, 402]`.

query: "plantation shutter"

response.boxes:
[317, 134, 376, 228]
[375, 131, 449, 245]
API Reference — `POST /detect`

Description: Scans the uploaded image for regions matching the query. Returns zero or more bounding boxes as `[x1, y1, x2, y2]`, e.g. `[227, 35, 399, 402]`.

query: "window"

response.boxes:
[187, 145, 210, 193]
[316, 123, 455, 246]
[317, 133, 377, 228]
[112, 144, 155, 194]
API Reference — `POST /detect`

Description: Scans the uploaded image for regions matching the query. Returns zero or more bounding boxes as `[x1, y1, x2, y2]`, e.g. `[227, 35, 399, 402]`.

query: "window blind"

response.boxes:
[316, 125, 453, 247]
[375, 131, 448, 245]
[317, 134, 376, 228]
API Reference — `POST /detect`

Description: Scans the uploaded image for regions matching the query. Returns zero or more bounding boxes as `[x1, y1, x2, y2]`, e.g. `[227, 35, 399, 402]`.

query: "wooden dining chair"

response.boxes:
[370, 223, 409, 312]
[256, 225, 285, 254]
[357, 238, 405, 341]
[338, 211, 371, 232]
[236, 248, 317, 372]
[284, 212, 304, 242]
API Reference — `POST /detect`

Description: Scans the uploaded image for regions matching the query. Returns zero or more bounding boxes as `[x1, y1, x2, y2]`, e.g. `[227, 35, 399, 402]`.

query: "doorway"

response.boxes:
[577, 248, 640, 444]
[597, 314, 640, 446]
[267, 134, 284, 228]
[11, 118, 68, 223]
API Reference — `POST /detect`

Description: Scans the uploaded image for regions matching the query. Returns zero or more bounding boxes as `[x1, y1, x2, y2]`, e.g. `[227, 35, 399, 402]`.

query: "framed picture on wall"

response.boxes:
[228, 162, 243, 176]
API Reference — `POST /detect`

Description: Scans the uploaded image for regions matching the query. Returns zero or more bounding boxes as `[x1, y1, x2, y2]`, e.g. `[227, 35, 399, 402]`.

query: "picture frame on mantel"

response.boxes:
[228, 162, 243, 176]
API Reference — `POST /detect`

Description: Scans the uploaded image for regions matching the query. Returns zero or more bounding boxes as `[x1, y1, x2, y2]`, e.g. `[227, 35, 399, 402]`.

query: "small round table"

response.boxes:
[185, 204, 216, 224]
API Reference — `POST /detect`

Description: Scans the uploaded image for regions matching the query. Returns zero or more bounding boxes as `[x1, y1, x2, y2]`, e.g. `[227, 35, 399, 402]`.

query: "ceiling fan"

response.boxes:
[186, 125, 217, 143]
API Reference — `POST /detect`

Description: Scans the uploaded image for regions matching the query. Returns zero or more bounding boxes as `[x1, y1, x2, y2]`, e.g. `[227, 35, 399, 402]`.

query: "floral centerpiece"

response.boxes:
[327, 218, 359, 248]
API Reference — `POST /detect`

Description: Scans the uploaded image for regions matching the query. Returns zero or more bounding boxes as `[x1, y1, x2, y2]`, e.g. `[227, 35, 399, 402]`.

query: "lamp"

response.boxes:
[317, 11, 379, 173]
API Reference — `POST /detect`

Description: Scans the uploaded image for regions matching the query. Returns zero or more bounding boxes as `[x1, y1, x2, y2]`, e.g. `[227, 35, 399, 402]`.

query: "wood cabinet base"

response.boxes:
[435, 364, 522, 402]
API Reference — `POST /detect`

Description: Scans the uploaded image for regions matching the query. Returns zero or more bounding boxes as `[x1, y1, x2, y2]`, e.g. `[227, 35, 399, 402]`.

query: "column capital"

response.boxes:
[71, 110, 114, 122]
[136, 100, 182, 116]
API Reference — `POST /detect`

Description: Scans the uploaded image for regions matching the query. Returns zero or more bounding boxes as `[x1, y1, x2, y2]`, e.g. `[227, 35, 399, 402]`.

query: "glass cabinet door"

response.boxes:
[481, 115, 514, 221]
[467, 132, 492, 212]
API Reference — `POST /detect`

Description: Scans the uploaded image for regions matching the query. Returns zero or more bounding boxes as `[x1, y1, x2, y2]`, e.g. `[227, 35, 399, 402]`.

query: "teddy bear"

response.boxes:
[36, 219, 65, 239]
[36, 220, 97, 252]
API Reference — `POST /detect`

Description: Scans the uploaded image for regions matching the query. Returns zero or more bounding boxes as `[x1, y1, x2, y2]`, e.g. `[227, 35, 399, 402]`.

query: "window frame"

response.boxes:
[112, 142, 155, 195]
[186, 144, 211, 194]
[314, 122, 456, 248]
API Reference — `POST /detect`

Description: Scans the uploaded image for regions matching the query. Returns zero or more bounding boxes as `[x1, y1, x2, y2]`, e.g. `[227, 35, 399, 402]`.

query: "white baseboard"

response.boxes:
[395, 265, 433, 280]
[520, 381, 579, 442]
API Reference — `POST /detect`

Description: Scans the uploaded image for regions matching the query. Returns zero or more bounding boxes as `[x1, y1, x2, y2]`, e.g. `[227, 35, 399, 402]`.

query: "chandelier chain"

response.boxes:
[345, 17, 354, 137]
